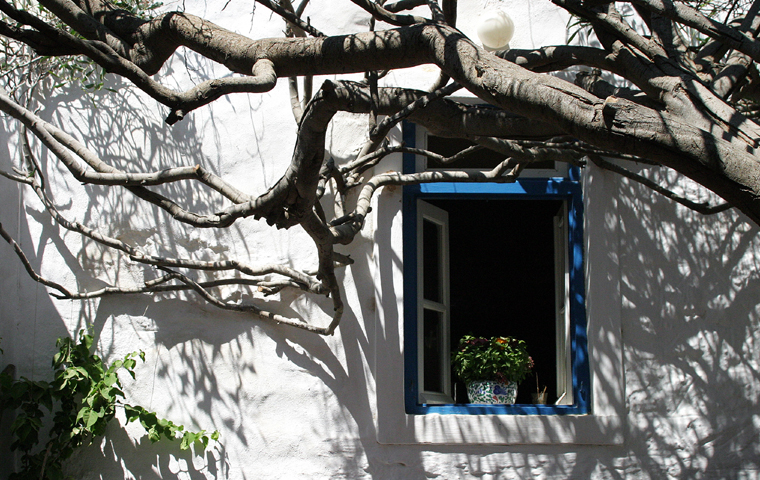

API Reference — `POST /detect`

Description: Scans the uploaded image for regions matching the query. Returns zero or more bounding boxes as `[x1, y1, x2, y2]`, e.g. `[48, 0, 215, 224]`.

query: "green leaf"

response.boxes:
[147, 425, 161, 443]
[180, 432, 195, 450]
[124, 404, 141, 423]
[84, 409, 101, 430]
[4, 329, 218, 475]
[103, 373, 118, 387]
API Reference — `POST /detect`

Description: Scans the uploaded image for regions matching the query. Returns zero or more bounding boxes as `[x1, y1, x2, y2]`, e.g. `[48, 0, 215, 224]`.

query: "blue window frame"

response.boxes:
[402, 122, 590, 415]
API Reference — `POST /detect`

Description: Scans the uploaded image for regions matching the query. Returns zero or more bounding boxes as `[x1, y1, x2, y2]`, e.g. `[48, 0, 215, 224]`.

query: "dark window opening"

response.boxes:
[425, 198, 563, 404]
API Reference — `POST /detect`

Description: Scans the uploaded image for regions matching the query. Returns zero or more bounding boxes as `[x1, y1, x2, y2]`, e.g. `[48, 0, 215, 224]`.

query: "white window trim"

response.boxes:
[554, 201, 573, 405]
[417, 201, 453, 404]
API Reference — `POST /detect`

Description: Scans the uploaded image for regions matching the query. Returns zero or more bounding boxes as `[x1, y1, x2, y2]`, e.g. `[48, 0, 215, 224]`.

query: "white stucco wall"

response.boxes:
[1, 0, 760, 479]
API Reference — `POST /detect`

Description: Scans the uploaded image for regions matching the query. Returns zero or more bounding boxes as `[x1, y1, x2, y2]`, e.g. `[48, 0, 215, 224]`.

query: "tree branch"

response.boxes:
[255, 0, 325, 37]
[0, 222, 74, 298]
[590, 155, 732, 215]
[346, 0, 429, 25]
[626, 0, 760, 64]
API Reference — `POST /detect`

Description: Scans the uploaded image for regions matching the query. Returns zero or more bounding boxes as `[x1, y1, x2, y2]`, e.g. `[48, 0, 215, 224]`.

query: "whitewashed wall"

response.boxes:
[1, 0, 760, 478]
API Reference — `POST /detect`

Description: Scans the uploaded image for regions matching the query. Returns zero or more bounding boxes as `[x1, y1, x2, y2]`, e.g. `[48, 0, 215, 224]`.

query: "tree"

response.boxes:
[0, 0, 756, 334]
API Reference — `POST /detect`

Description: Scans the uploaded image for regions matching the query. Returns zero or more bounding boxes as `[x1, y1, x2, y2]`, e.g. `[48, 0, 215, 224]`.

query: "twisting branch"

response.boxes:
[426, 0, 445, 23]
[255, 0, 325, 37]
[710, 3, 760, 98]
[471, 137, 587, 167]
[339, 145, 483, 178]
[33, 0, 132, 57]
[49, 275, 304, 299]
[634, 4, 696, 71]
[153, 266, 338, 334]
[0, 88, 352, 229]
[346, 0, 429, 25]
[329, 157, 524, 244]
[13, 149, 326, 294]
[626, 0, 760, 63]
[590, 155, 732, 215]
[2, 1, 278, 123]
[278, 0, 315, 123]
[369, 82, 461, 145]
[574, 69, 662, 109]
[0, 145, 341, 334]
[559, 1, 668, 61]
[385, 0, 426, 12]
[347, 81, 463, 188]
[0, 222, 74, 298]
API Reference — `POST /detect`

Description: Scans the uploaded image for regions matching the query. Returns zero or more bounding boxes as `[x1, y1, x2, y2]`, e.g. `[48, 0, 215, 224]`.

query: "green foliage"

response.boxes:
[451, 335, 534, 385]
[0, 330, 219, 480]
[0, 0, 163, 96]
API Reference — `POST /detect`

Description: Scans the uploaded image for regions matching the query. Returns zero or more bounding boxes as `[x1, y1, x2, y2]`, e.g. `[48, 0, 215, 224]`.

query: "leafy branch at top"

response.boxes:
[0, 0, 163, 98]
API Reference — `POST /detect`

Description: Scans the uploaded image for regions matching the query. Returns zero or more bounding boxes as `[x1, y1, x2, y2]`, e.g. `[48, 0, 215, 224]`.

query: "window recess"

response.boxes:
[403, 124, 589, 415]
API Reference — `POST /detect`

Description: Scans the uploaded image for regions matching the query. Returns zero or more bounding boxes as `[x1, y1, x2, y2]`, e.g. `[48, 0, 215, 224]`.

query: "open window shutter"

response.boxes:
[554, 201, 573, 405]
[417, 200, 452, 404]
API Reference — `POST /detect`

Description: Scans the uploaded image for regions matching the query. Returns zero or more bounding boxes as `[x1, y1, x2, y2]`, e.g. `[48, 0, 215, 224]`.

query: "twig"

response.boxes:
[590, 155, 731, 215]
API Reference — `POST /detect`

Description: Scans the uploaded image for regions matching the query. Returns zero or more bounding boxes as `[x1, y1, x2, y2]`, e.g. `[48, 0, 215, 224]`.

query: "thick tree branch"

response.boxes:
[2, 4, 278, 122]
[498, 45, 615, 73]
[626, 0, 760, 64]
[38, 0, 135, 55]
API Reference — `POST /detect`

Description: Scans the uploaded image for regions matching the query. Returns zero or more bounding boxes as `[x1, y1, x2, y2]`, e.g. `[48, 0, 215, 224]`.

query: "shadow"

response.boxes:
[0, 43, 314, 477]
[611, 163, 760, 478]
[64, 413, 230, 479]
[3, 5, 760, 478]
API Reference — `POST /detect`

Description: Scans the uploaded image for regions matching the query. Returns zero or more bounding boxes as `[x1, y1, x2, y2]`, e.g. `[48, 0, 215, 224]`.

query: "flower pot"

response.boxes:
[466, 380, 518, 404]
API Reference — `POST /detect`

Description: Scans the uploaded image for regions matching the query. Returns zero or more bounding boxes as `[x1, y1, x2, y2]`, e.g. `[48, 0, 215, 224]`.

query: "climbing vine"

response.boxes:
[0, 329, 218, 480]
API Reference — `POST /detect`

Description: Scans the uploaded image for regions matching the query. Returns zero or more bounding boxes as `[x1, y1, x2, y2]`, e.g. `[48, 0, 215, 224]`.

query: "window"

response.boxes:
[403, 123, 590, 415]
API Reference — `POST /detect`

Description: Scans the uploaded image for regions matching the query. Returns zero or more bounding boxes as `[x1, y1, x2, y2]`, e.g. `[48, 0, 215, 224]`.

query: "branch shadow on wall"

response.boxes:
[0, 50, 328, 477]
[259, 162, 760, 479]
[611, 165, 760, 478]
[7, 49, 760, 478]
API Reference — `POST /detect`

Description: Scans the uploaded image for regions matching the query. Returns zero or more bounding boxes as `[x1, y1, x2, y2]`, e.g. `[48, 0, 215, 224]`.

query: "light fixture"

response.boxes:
[476, 9, 515, 51]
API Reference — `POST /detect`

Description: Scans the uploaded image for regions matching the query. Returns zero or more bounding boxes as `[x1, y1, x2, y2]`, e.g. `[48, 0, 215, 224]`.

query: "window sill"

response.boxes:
[376, 411, 624, 445]
[408, 403, 587, 415]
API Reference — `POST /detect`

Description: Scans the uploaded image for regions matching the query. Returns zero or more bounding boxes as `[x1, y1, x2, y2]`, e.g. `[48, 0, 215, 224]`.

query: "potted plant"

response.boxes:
[451, 334, 534, 404]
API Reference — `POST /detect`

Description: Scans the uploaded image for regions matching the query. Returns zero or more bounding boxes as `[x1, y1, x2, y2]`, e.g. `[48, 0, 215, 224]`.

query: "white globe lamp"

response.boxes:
[476, 10, 515, 51]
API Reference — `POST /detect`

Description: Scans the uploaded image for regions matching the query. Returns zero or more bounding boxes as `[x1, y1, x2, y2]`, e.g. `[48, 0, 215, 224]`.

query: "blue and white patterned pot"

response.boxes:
[466, 381, 518, 404]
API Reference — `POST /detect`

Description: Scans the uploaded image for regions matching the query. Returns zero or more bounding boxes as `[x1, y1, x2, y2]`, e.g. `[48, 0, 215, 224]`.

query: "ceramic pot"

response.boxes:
[466, 380, 518, 404]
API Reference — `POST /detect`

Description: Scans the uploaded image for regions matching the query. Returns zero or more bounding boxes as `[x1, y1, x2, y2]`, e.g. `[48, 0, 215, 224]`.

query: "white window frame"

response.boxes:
[416, 201, 452, 404]
[554, 201, 573, 405]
